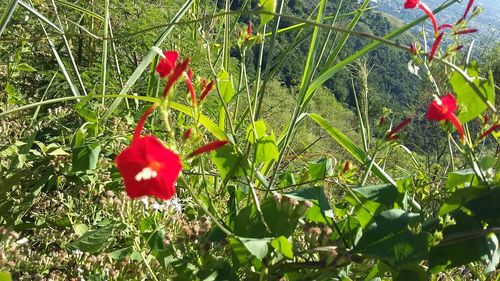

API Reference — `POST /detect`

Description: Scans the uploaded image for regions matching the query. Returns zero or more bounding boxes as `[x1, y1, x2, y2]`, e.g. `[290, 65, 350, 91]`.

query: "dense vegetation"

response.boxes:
[1, 0, 499, 280]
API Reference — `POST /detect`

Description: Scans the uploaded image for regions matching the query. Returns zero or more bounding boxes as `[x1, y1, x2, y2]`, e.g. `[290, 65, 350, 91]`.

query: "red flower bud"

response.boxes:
[454, 28, 478, 35]
[184, 128, 193, 140]
[479, 123, 500, 140]
[429, 32, 444, 62]
[162, 59, 190, 98]
[385, 117, 413, 140]
[190, 140, 229, 157]
[200, 80, 214, 102]
[343, 160, 352, 173]
[246, 21, 253, 41]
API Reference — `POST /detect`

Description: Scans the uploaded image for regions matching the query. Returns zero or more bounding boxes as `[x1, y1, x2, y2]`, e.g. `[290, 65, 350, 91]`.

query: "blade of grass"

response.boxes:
[100, 0, 109, 104]
[54, 0, 104, 20]
[310, 113, 397, 187]
[0, 0, 19, 37]
[39, 20, 81, 97]
[18, 0, 63, 33]
[267, 0, 328, 190]
[51, 0, 87, 96]
[103, 0, 194, 117]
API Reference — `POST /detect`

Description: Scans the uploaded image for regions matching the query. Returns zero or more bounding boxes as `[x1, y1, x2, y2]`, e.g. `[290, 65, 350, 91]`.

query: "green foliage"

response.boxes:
[0, 0, 499, 280]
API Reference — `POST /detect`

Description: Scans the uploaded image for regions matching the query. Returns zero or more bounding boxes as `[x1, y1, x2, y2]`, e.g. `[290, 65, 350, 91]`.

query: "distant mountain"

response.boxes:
[371, 0, 500, 44]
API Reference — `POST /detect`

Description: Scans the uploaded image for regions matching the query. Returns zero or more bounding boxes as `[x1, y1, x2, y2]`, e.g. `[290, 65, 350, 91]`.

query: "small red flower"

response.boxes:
[386, 117, 413, 140]
[426, 94, 464, 140]
[404, 0, 439, 36]
[156, 51, 179, 78]
[190, 140, 229, 157]
[429, 32, 444, 62]
[115, 104, 182, 200]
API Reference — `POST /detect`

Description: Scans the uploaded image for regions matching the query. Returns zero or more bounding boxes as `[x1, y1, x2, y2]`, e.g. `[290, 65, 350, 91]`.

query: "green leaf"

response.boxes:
[464, 188, 500, 226]
[355, 209, 431, 267]
[0, 271, 12, 281]
[310, 113, 397, 187]
[429, 210, 490, 272]
[211, 145, 244, 181]
[73, 223, 88, 237]
[218, 71, 234, 103]
[246, 120, 267, 144]
[77, 108, 98, 123]
[450, 61, 495, 123]
[16, 63, 36, 72]
[239, 237, 270, 260]
[394, 265, 426, 281]
[307, 158, 334, 181]
[109, 247, 133, 260]
[445, 169, 476, 190]
[233, 204, 267, 238]
[285, 186, 333, 224]
[72, 143, 101, 172]
[255, 134, 279, 163]
[353, 184, 400, 207]
[259, 0, 276, 25]
[485, 234, 499, 274]
[67, 224, 113, 254]
[271, 236, 294, 259]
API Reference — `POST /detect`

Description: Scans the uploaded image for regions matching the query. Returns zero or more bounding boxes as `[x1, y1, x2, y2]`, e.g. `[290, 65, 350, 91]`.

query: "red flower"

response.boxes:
[429, 32, 444, 62]
[426, 94, 464, 140]
[115, 104, 182, 200]
[190, 140, 229, 157]
[156, 51, 179, 78]
[404, 0, 439, 36]
[386, 117, 413, 140]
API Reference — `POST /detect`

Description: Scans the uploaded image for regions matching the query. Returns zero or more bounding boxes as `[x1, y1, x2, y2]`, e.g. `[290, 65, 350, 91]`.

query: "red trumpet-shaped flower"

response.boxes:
[156, 51, 179, 78]
[115, 104, 182, 200]
[426, 94, 464, 140]
[404, 0, 439, 36]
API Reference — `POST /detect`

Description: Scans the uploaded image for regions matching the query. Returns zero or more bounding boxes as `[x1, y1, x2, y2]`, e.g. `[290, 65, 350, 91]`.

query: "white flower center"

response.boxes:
[135, 167, 158, 182]
[433, 94, 443, 106]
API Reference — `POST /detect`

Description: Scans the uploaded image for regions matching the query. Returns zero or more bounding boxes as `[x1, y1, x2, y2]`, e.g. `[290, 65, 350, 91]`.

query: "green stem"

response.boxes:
[133, 239, 159, 281]
[180, 176, 233, 236]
